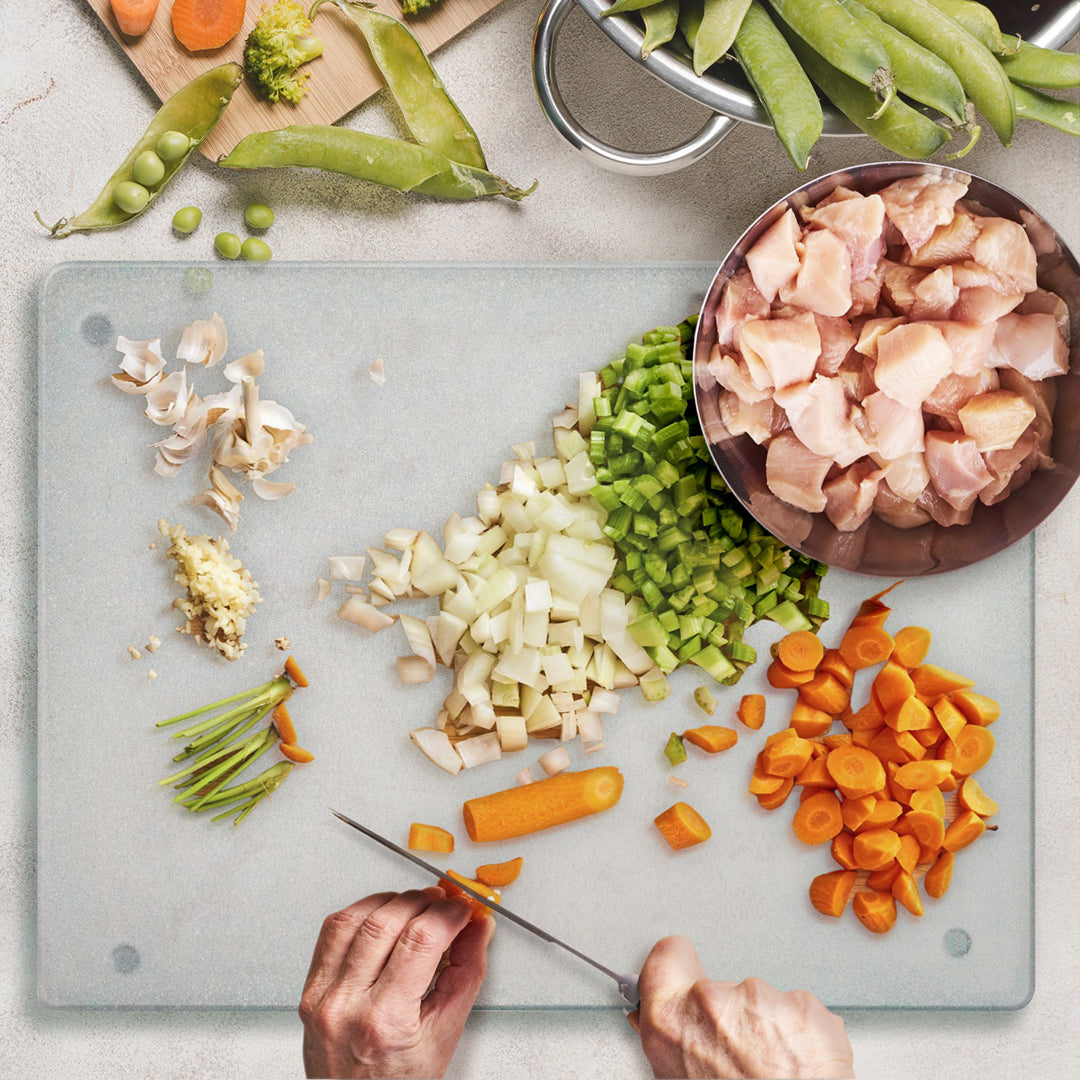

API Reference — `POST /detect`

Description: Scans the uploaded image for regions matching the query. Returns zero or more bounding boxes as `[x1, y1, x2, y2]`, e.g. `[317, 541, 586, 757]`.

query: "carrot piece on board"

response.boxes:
[895, 760, 953, 790]
[958, 777, 999, 817]
[909, 786, 946, 819]
[883, 698, 934, 732]
[924, 850, 955, 898]
[891, 869, 925, 916]
[844, 700, 884, 733]
[856, 799, 902, 831]
[897, 809, 945, 850]
[279, 742, 314, 763]
[851, 729, 877, 749]
[284, 655, 309, 687]
[896, 833, 921, 874]
[761, 729, 814, 777]
[441, 871, 501, 920]
[886, 761, 914, 805]
[171, 0, 247, 51]
[408, 822, 455, 854]
[831, 831, 858, 870]
[866, 861, 901, 891]
[792, 791, 843, 845]
[795, 755, 834, 789]
[841, 794, 877, 832]
[750, 753, 786, 795]
[933, 696, 968, 743]
[809, 870, 856, 917]
[912, 725, 944, 748]
[818, 648, 854, 688]
[767, 659, 815, 689]
[790, 701, 833, 739]
[943, 809, 987, 852]
[737, 693, 766, 730]
[776, 630, 824, 672]
[683, 725, 738, 754]
[462, 766, 624, 842]
[111, 0, 160, 37]
[852, 827, 902, 870]
[852, 890, 897, 933]
[890, 625, 932, 669]
[475, 856, 523, 887]
[910, 664, 975, 699]
[839, 626, 895, 671]
[654, 802, 712, 850]
[798, 672, 850, 715]
[826, 744, 886, 799]
[949, 690, 1000, 726]
[868, 728, 922, 765]
[756, 776, 794, 810]
[822, 733, 853, 751]
[872, 661, 916, 712]
[271, 702, 298, 744]
[938, 772, 958, 793]
[849, 582, 902, 630]
[939, 725, 994, 776]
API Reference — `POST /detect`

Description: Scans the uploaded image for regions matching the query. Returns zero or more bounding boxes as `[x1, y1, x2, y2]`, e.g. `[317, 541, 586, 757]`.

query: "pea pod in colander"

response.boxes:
[36, 63, 243, 238]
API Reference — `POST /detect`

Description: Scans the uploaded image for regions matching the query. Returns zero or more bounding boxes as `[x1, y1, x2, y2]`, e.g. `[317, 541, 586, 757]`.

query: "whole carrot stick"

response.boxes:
[463, 767, 624, 842]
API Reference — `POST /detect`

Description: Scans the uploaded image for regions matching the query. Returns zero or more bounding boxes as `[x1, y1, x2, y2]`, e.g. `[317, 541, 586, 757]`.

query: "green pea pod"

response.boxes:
[1011, 82, 1080, 136]
[218, 126, 536, 201]
[601, 0, 668, 16]
[1000, 37, 1080, 90]
[837, 0, 967, 124]
[734, 0, 822, 169]
[855, 0, 1015, 144]
[679, 0, 705, 51]
[783, 27, 950, 157]
[693, 0, 752, 76]
[36, 63, 243, 238]
[641, 0, 680, 58]
[765, 0, 894, 106]
[311, 0, 487, 171]
[924, 0, 1005, 54]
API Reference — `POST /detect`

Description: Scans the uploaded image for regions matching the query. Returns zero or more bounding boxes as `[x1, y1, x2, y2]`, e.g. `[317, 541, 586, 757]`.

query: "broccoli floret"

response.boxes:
[244, 1, 325, 104]
[400, 0, 445, 15]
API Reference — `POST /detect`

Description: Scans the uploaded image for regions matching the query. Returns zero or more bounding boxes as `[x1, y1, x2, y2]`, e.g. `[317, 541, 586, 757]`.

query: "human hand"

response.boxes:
[299, 887, 495, 1079]
[629, 936, 854, 1080]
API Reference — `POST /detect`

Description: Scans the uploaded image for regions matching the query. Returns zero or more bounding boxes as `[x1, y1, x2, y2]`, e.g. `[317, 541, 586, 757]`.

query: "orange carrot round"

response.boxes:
[172, 0, 247, 52]
[761, 729, 814, 777]
[736, 693, 766, 729]
[891, 625, 932, 668]
[839, 625, 895, 670]
[798, 672, 850, 715]
[792, 791, 843, 845]
[909, 787, 946, 819]
[279, 742, 314, 763]
[767, 659, 815, 689]
[818, 648, 854, 688]
[948, 690, 1000, 726]
[939, 725, 994, 775]
[895, 759, 953, 790]
[475, 856, 523, 888]
[440, 872, 500, 920]
[872, 661, 916, 712]
[865, 861, 901, 891]
[790, 701, 832, 739]
[897, 809, 945, 850]
[852, 890, 897, 933]
[776, 630, 824, 672]
[910, 664, 975, 699]
[958, 777, 998, 817]
[756, 776, 794, 810]
[809, 870, 856, 917]
[408, 822, 454, 854]
[462, 766, 623, 842]
[831, 831, 858, 870]
[654, 801, 712, 850]
[826, 744, 886, 798]
[896, 833, 921, 874]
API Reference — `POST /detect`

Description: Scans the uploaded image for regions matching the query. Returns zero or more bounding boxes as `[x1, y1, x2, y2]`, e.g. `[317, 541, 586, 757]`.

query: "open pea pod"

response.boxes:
[37, 63, 244, 238]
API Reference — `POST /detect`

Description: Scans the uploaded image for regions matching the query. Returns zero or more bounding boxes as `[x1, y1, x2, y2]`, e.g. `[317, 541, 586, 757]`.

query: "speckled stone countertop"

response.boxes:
[2, 2, 1078, 1076]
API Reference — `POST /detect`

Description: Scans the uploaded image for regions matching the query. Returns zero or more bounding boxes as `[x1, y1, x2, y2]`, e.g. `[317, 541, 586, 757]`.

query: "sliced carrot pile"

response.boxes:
[408, 822, 454, 854]
[475, 856, 523, 887]
[654, 801, 712, 850]
[682, 726, 738, 754]
[736, 693, 766, 730]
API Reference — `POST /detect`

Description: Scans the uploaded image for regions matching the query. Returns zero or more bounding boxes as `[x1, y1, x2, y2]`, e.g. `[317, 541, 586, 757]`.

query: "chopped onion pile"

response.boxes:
[112, 316, 312, 531]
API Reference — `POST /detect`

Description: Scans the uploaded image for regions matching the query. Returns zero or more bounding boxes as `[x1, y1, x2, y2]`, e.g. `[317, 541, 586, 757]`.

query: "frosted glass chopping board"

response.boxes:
[37, 262, 1033, 1009]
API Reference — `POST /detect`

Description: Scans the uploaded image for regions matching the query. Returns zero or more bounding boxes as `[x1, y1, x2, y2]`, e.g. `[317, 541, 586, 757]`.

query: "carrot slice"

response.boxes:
[441, 871, 501, 920]
[866, 861, 901, 891]
[809, 870, 856, 917]
[939, 772, 958, 793]
[910, 664, 975, 699]
[756, 776, 794, 810]
[896, 833, 921, 874]
[271, 701, 298, 744]
[171, 0, 247, 51]
[826, 744, 886, 799]
[761, 729, 814, 777]
[872, 661, 916, 712]
[924, 850, 955, 898]
[958, 777, 999, 817]
[798, 672, 850, 715]
[857, 799, 902, 831]
[475, 856, 523, 888]
[654, 801, 712, 850]
[909, 786, 946, 819]
[852, 827, 902, 870]
[868, 728, 922, 765]
[284, 655, 309, 687]
[790, 700, 833, 739]
[750, 753, 786, 795]
[776, 630, 824, 672]
[841, 794, 877, 832]
[897, 809, 945, 850]
[852, 890, 897, 933]
[408, 822, 454, 854]
[933, 696, 968, 743]
[792, 791, 843, 845]
[895, 760, 953, 790]
[831, 831, 858, 870]
[883, 697, 934, 732]
[111, 0, 160, 37]
[943, 809, 987, 852]
[948, 690, 1000, 726]
[683, 725, 738, 754]
[886, 761, 914, 805]
[279, 742, 314, 763]
[890, 625, 932, 669]
[818, 648, 854, 688]
[736, 693, 766, 730]
[822, 733, 853, 751]
[912, 725, 944, 748]
[891, 869, 925, 916]
[839, 625, 895, 670]
[767, 659, 815, 689]
[851, 729, 877, 749]
[849, 582, 902, 630]
[844, 699, 885, 732]
[795, 755, 834, 789]
[938, 725, 994, 776]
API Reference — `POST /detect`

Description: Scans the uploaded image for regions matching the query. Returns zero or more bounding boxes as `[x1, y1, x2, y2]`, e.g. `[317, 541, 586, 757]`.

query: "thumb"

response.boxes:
[422, 913, 496, 1030]
[638, 935, 706, 1004]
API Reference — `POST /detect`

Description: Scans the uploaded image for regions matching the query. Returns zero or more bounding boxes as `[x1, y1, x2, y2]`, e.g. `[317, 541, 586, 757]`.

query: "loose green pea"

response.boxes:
[215, 231, 242, 259]
[172, 206, 203, 234]
[244, 202, 275, 230]
[156, 130, 191, 162]
[241, 237, 273, 261]
[114, 181, 150, 215]
[132, 150, 166, 188]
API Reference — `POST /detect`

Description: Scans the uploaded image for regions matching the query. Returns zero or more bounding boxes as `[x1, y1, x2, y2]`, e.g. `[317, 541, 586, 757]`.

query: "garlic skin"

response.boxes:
[176, 313, 228, 367]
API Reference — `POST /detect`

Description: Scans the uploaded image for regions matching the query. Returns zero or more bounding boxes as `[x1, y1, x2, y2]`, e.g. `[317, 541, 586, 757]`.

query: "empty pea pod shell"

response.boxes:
[217, 126, 536, 201]
[37, 63, 243, 237]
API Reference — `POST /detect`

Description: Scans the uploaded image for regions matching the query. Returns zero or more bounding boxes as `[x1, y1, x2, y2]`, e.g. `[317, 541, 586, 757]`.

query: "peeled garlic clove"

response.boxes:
[177, 313, 228, 367]
[252, 476, 295, 500]
[144, 369, 191, 426]
[223, 350, 265, 383]
[116, 336, 166, 383]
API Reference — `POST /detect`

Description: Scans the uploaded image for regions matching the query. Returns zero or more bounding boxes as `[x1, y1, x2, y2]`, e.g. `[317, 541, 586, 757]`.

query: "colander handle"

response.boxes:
[532, 0, 737, 176]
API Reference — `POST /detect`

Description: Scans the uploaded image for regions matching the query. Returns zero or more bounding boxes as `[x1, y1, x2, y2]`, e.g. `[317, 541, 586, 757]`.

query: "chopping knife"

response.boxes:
[331, 809, 640, 1009]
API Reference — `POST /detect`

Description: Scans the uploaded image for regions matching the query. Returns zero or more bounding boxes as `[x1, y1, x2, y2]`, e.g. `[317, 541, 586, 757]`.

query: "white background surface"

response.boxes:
[2, 1, 1078, 1077]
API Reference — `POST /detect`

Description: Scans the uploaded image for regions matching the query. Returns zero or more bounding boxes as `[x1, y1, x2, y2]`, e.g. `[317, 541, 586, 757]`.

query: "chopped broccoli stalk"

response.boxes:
[245, 1, 324, 104]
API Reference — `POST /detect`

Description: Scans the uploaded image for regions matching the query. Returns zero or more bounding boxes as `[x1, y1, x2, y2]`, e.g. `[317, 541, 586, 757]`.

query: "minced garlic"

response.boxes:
[158, 519, 261, 661]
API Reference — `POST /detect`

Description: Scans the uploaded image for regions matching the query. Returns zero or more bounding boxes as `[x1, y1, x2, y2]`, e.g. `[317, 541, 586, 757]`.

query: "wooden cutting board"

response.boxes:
[85, 0, 506, 159]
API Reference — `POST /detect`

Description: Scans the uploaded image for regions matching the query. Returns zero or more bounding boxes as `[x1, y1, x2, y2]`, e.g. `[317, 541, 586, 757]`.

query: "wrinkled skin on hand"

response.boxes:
[629, 936, 854, 1080]
[299, 887, 495, 1079]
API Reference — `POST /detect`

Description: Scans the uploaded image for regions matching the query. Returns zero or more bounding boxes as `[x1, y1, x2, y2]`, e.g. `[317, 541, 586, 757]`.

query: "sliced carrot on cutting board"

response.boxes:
[111, 0, 160, 37]
[172, 0, 247, 52]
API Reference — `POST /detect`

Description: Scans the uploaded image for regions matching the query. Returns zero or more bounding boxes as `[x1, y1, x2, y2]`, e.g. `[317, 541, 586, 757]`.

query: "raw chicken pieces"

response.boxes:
[702, 175, 1071, 531]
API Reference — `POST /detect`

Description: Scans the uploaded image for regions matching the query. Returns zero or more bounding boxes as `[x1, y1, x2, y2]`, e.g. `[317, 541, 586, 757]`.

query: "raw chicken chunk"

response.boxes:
[745, 209, 802, 303]
[952, 285, 1025, 324]
[872, 451, 930, 503]
[814, 314, 858, 375]
[855, 316, 906, 360]
[874, 483, 933, 529]
[864, 391, 925, 458]
[908, 207, 982, 267]
[957, 390, 1037, 451]
[1016, 287, 1071, 340]
[737, 312, 821, 390]
[990, 312, 1069, 380]
[715, 268, 770, 348]
[923, 367, 999, 427]
[909, 266, 959, 321]
[775, 376, 871, 467]
[917, 484, 976, 527]
[718, 391, 786, 445]
[765, 432, 833, 513]
[971, 217, 1038, 294]
[803, 192, 886, 280]
[881, 261, 925, 314]
[824, 461, 883, 532]
[923, 320, 996, 376]
[874, 323, 954, 409]
[706, 346, 772, 404]
[980, 431, 1041, 505]
[780, 229, 852, 317]
[997, 367, 1056, 464]
[879, 174, 969, 252]
[924, 430, 993, 509]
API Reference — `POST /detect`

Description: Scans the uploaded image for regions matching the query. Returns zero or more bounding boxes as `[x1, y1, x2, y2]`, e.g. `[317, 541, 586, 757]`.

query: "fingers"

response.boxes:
[300, 892, 397, 1018]
[374, 895, 475, 1005]
[638, 935, 708, 1004]
[422, 911, 496, 1029]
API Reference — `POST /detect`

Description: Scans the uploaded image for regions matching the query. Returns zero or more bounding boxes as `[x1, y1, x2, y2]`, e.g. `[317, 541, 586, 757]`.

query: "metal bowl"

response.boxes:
[692, 161, 1080, 576]
[533, 0, 1080, 174]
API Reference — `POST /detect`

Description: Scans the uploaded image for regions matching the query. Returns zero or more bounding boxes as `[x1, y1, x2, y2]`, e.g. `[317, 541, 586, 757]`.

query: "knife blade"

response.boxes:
[331, 809, 640, 1008]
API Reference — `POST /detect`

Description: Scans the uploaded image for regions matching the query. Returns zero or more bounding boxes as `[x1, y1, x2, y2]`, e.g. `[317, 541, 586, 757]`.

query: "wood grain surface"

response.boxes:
[85, 0, 506, 159]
